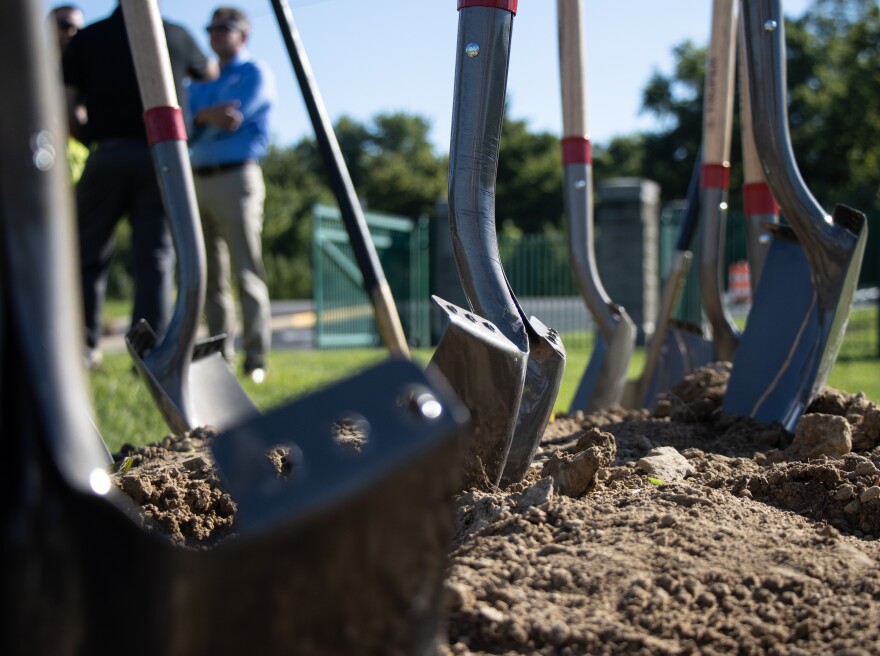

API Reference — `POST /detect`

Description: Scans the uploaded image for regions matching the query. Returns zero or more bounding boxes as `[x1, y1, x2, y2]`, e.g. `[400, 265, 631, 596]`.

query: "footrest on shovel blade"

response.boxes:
[427, 296, 526, 490]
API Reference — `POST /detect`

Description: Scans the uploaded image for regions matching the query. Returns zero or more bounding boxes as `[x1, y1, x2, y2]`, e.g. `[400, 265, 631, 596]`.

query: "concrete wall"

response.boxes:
[595, 178, 661, 344]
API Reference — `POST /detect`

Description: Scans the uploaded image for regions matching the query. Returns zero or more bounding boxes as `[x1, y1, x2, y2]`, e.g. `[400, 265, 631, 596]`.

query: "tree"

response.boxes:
[602, 0, 880, 214]
[496, 115, 564, 233]
[295, 111, 447, 220]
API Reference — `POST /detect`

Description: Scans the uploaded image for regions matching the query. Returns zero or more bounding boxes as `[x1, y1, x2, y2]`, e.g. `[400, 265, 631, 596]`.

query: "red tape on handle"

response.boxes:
[743, 182, 780, 216]
[701, 162, 730, 190]
[561, 137, 592, 165]
[144, 106, 187, 146]
[458, 0, 517, 14]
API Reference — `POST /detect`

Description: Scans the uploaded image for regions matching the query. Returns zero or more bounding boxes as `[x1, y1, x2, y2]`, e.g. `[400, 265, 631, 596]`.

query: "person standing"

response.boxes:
[189, 7, 274, 383]
[62, 2, 217, 368]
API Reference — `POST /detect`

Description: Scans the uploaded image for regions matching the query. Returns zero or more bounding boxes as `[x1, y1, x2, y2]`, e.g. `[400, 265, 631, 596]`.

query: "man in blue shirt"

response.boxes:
[189, 7, 275, 383]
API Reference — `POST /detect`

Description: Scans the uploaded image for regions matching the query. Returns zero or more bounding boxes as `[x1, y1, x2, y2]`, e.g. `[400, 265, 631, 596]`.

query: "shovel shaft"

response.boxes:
[451, 3, 565, 484]
[557, 0, 620, 339]
[121, 0, 209, 430]
[741, 0, 863, 309]
[1, 0, 112, 488]
[270, 0, 409, 358]
[699, 0, 740, 362]
[737, 15, 778, 291]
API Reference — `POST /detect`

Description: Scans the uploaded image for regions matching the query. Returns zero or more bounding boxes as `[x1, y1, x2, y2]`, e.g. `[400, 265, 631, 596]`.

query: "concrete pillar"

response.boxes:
[595, 178, 660, 344]
[429, 200, 469, 344]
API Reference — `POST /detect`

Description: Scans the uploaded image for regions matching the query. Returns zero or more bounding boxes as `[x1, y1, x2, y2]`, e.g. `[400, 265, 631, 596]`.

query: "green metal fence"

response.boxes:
[313, 204, 877, 359]
[312, 204, 430, 349]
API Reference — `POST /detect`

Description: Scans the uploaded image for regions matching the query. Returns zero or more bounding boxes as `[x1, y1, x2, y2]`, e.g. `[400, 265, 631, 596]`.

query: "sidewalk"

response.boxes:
[101, 300, 316, 353]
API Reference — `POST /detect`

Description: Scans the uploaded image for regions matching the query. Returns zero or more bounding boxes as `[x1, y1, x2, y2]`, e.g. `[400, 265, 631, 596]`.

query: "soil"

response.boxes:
[112, 362, 880, 654]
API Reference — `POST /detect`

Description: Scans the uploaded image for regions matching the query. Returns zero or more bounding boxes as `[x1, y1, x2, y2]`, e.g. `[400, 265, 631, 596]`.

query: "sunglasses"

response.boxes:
[57, 19, 78, 32]
[205, 23, 238, 34]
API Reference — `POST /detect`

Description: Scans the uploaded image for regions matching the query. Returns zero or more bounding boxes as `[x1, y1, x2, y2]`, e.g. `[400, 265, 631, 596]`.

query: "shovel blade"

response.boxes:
[428, 296, 525, 489]
[14, 359, 467, 655]
[500, 315, 566, 486]
[568, 310, 636, 413]
[640, 322, 716, 409]
[189, 352, 259, 430]
[724, 217, 867, 430]
[127, 320, 257, 433]
[126, 319, 192, 435]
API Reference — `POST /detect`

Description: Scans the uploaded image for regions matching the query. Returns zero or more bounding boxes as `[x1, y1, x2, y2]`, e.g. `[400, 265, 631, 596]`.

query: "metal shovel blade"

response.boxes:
[11, 359, 468, 655]
[569, 307, 636, 413]
[724, 0, 869, 430]
[427, 296, 525, 489]
[724, 220, 866, 430]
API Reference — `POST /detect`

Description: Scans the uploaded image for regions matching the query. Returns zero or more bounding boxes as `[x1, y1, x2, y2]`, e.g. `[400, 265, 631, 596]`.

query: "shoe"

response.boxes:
[84, 347, 103, 370]
[245, 367, 266, 384]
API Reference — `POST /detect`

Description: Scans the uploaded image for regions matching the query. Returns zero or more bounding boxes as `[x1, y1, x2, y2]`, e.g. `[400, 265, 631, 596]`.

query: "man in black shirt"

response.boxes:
[63, 3, 217, 368]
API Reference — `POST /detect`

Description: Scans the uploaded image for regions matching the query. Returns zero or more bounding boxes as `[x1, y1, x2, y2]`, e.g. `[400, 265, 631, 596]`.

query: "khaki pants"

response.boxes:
[193, 161, 270, 369]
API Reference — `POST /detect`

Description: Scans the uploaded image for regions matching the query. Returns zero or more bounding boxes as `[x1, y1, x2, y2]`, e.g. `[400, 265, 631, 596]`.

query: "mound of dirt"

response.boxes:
[111, 364, 880, 653]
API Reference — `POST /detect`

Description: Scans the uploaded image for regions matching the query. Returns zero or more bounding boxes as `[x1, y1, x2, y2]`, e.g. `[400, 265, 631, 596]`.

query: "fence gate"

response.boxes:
[312, 204, 430, 349]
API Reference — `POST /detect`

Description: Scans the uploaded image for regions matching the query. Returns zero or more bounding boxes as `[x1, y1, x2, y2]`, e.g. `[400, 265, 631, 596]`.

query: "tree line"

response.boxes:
[109, 0, 878, 301]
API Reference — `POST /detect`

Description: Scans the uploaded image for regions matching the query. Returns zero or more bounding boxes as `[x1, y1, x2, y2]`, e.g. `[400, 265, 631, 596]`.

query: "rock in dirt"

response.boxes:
[788, 413, 852, 460]
[541, 445, 613, 497]
[516, 476, 554, 508]
[636, 446, 695, 482]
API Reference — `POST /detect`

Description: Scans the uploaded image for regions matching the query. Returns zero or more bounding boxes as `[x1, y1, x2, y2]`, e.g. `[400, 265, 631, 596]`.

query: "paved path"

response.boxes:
[101, 300, 316, 353]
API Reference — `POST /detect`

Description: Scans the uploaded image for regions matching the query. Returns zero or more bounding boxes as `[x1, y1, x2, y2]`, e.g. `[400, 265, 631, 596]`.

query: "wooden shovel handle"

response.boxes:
[737, 15, 764, 185]
[557, 0, 587, 138]
[120, 0, 178, 110]
[702, 0, 737, 166]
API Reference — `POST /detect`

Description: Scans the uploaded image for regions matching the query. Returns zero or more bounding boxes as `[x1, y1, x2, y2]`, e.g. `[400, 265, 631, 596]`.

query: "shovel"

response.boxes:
[737, 14, 779, 293]
[624, 150, 716, 409]
[698, 0, 740, 363]
[269, 0, 409, 358]
[723, 0, 867, 430]
[558, 0, 636, 414]
[0, 0, 112, 482]
[121, 0, 257, 435]
[449, 1, 565, 486]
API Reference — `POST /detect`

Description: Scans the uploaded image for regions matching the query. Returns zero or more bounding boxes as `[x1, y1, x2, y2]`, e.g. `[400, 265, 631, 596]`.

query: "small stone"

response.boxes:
[854, 461, 880, 477]
[834, 484, 855, 501]
[637, 446, 695, 481]
[517, 476, 555, 508]
[183, 456, 209, 471]
[844, 499, 862, 514]
[658, 513, 677, 528]
[789, 414, 852, 459]
[860, 486, 880, 503]
[478, 605, 504, 623]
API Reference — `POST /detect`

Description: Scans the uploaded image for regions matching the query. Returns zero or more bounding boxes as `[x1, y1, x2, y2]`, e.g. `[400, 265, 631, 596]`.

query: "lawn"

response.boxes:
[89, 341, 880, 454]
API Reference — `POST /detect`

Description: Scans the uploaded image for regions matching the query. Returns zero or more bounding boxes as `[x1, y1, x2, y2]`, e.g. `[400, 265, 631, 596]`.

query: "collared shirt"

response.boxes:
[62, 7, 212, 143]
[188, 50, 275, 167]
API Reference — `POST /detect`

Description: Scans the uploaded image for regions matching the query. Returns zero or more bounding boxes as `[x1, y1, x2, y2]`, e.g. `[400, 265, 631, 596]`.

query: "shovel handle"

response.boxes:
[737, 13, 780, 216]
[120, 0, 178, 111]
[270, 0, 409, 358]
[557, 0, 587, 140]
[702, 0, 737, 169]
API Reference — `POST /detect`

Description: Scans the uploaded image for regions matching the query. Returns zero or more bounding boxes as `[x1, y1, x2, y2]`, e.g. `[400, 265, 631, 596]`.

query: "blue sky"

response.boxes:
[46, 0, 812, 153]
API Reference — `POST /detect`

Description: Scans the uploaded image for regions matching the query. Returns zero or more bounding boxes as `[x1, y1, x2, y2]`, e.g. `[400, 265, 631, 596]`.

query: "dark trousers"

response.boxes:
[76, 140, 174, 349]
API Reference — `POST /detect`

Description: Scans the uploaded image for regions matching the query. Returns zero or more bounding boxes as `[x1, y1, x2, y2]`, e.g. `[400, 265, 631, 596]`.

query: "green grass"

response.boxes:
[90, 337, 880, 454]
